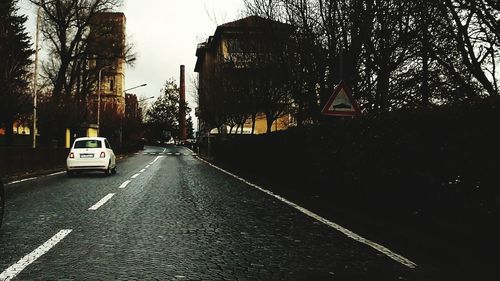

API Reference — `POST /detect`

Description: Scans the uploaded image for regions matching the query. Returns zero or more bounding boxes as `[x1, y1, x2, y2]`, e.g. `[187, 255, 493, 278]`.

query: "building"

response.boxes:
[125, 93, 140, 120]
[86, 12, 127, 142]
[195, 16, 293, 135]
[0, 120, 37, 146]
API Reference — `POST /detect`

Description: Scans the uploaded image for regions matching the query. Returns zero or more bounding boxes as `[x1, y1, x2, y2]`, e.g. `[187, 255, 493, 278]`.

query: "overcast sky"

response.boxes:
[123, 0, 246, 106]
[18, 0, 246, 123]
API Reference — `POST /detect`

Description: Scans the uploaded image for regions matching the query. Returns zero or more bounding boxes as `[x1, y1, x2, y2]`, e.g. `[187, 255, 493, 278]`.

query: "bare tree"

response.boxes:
[244, 0, 500, 119]
[434, 0, 499, 98]
[32, 0, 137, 144]
[33, 0, 129, 96]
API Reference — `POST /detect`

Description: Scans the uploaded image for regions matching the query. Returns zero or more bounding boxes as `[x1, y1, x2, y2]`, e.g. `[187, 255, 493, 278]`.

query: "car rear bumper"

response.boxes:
[66, 158, 109, 171]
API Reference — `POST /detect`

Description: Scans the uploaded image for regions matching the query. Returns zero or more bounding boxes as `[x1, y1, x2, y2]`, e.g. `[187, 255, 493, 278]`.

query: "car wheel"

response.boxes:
[0, 179, 5, 228]
[104, 162, 111, 176]
[111, 166, 117, 175]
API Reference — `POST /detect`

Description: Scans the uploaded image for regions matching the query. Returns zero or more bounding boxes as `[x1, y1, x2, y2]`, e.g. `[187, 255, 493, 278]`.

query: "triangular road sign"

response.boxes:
[321, 81, 361, 117]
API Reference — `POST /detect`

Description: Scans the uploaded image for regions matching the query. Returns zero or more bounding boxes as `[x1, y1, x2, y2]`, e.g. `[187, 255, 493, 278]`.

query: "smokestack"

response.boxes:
[179, 65, 187, 141]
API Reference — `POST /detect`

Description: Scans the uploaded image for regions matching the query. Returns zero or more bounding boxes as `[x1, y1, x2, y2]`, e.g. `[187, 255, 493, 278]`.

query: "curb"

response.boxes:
[4, 152, 135, 186]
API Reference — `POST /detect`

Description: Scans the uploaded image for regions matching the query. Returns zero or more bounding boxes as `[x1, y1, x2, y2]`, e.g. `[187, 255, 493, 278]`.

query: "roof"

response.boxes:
[74, 137, 108, 141]
[195, 15, 293, 72]
[219, 15, 289, 29]
[214, 15, 292, 37]
[92, 12, 126, 19]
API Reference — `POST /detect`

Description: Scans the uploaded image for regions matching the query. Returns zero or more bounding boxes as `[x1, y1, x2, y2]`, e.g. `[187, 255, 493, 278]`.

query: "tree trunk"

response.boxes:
[251, 113, 257, 135]
[240, 122, 245, 134]
[421, 8, 430, 107]
[266, 115, 274, 134]
[376, 67, 390, 112]
[52, 56, 71, 97]
[4, 118, 14, 146]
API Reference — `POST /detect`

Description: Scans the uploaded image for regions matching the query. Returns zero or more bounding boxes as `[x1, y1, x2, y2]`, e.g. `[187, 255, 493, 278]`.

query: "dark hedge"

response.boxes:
[207, 97, 500, 226]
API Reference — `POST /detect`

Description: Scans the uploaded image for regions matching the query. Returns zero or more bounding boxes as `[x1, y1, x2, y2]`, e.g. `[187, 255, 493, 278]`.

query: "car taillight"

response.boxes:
[69, 152, 74, 159]
[100, 151, 106, 158]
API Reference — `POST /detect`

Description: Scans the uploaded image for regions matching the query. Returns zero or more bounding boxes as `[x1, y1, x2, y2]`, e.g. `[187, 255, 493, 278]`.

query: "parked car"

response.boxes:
[0, 179, 4, 228]
[66, 137, 117, 177]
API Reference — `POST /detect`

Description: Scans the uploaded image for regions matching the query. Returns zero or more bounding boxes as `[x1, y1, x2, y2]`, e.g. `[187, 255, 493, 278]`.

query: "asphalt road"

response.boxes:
[0, 145, 420, 280]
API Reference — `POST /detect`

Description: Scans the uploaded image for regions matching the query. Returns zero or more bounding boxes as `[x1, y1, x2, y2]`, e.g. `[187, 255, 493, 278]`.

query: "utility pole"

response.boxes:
[32, 5, 41, 149]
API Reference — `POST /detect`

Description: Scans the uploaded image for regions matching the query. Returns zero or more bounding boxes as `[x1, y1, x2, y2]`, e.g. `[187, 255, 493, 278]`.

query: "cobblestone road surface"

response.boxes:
[0, 146, 421, 280]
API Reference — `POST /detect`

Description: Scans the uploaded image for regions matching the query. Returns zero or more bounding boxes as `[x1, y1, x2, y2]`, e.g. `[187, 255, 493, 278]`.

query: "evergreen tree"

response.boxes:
[146, 79, 191, 141]
[186, 115, 194, 139]
[0, 0, 33, 145]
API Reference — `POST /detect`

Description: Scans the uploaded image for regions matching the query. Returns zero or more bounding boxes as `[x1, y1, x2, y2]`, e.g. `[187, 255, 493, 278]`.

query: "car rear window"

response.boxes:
[74, 140, 102, 149]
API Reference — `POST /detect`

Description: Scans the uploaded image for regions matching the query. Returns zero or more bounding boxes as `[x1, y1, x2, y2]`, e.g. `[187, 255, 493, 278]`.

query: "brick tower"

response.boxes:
[87, 12, 127, 137]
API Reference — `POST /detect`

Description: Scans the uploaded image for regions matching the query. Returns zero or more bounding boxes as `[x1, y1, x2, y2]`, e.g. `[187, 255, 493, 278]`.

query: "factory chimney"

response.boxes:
[179, 65, 187, 141]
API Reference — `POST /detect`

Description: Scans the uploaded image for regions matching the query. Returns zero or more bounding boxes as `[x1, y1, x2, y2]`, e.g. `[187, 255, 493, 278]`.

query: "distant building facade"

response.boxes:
[195, 16, 293, 135]
[87, 12, 127, 141]
[125, 93, 139, 120]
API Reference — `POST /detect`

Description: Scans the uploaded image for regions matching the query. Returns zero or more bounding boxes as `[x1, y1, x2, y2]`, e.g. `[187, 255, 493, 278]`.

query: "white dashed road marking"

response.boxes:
[0, 229, 72, 281]
[88, 193, 115, 210]
[196, 157, 418, 269]
[119, 180, 131, 189]
[140, 169, 146, 173]
[150, 156, 163, 164]
[131, 173, 140, 179]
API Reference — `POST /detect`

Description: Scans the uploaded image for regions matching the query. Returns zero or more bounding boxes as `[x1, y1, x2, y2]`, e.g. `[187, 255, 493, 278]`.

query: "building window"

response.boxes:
[110, 79, 114, 91]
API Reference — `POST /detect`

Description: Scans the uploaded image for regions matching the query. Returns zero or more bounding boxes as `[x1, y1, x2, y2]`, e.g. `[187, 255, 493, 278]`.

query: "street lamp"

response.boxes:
[97, 58, 136, 136]
[97, 65, 113, 136]
[138, 96, 155, 103]
[124, 84, 147, 93]
[117, 82, 147, 147]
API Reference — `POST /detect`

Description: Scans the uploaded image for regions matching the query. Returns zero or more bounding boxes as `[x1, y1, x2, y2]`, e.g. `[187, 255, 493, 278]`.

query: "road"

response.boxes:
[0, 145, 419, 280]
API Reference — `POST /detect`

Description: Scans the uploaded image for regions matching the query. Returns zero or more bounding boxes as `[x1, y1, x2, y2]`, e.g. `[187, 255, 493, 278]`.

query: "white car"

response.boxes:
[66, 137, 117, 176]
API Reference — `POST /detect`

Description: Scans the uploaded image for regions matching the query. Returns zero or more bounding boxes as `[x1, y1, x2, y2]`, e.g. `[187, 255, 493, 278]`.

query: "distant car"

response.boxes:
[66, 137, 117, 177]
[183, 139, 196, 150]
[0, 179, 4, 228]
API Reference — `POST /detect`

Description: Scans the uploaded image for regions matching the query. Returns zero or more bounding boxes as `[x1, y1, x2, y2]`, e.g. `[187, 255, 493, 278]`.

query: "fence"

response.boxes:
[0, 147, 69, 177]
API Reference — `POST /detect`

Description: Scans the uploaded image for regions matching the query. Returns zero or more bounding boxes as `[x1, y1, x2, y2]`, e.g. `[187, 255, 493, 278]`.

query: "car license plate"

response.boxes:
[80, 153, 94, 158]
